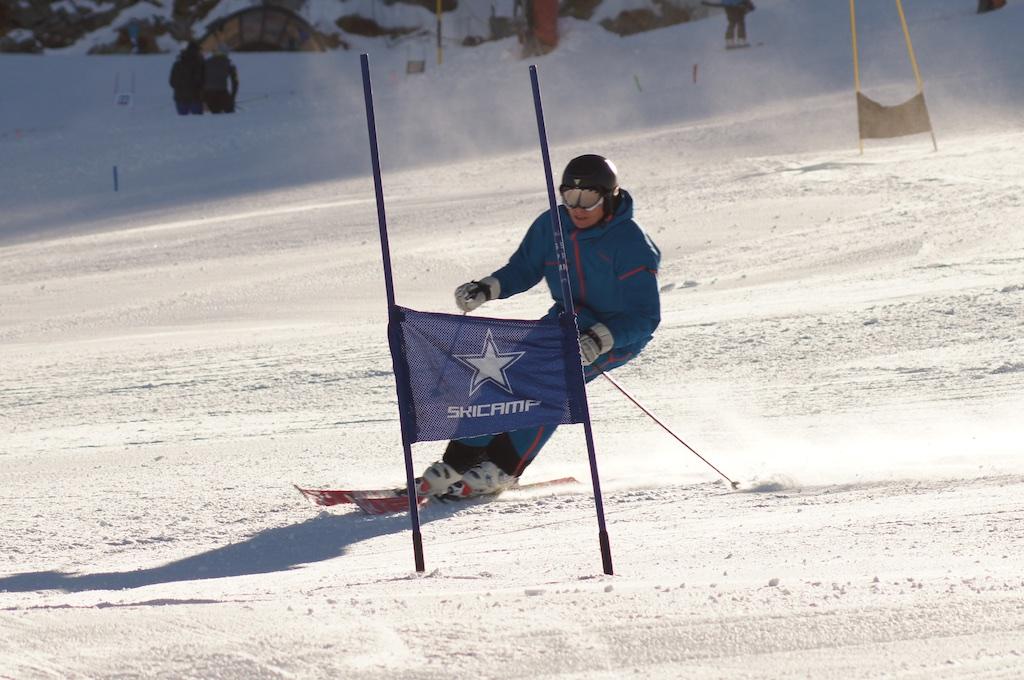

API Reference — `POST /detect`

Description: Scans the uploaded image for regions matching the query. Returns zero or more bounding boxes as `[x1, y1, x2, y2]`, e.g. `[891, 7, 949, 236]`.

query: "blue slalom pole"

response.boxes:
[361, 53, 425, 572]
[113, 165, 119, 192]
[529, 64, 614, 576]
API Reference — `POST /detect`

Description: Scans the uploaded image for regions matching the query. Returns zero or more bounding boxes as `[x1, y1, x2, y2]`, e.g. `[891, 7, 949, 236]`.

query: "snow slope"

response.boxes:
[2, 1, 1023, 678]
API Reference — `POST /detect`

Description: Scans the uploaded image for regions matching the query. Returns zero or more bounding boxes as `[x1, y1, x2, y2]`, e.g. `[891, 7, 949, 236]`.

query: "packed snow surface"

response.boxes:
[1, 1, 1023, 678]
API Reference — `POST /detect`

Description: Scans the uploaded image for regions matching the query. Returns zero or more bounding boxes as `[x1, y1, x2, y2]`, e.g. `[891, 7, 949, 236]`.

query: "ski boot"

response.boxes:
[445, 461, 517, 499]
[416, 461, 462, 496]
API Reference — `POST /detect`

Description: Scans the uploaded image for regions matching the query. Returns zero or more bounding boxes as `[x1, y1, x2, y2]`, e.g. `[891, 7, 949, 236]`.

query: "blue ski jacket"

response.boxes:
[490, 190, 661, 358]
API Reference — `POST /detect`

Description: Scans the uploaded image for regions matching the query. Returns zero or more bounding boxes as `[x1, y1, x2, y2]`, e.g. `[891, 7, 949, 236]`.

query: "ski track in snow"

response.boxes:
[2, 0, 1024, 677]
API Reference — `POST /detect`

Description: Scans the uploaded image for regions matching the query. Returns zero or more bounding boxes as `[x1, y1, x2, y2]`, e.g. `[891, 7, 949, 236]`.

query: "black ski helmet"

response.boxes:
[560, 154, 620, 216]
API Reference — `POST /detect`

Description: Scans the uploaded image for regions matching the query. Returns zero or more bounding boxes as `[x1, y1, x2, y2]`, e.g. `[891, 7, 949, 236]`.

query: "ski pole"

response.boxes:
[597, 369, 740, 489]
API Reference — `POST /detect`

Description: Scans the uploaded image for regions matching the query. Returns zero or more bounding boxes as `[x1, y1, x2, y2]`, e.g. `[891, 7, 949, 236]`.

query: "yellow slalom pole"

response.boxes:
[436, 0, 443, 65]
[894, 0, 923, 91]
[849, 0, 862, 93]
[849, 0, 864, 154]
[894, 0, 937, 151]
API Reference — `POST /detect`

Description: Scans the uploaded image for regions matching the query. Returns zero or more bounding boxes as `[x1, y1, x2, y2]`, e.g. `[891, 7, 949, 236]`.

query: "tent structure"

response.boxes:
[849, 0, 937, 152]
[200, 5, 325, 53]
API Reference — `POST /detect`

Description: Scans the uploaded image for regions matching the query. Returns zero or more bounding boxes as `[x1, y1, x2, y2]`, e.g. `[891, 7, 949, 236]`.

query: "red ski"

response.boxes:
[293, 484, 418, 508]
[295, 477, 579, 515]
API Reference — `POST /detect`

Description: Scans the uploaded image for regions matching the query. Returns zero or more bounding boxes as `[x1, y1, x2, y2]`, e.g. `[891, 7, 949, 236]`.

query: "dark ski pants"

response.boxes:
[174, 99, 203, 115]
[442, 350, 638, 477]
[204, 90, 236, 114]
[725, 8, 747, 41]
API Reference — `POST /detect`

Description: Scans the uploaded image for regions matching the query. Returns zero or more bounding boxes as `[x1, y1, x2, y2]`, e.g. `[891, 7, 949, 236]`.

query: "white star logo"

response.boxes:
[454, 329, 525, 396]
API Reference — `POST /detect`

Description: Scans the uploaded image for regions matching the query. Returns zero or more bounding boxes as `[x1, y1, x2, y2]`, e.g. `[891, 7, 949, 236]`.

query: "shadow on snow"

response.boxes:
[0, 505, 464, 594]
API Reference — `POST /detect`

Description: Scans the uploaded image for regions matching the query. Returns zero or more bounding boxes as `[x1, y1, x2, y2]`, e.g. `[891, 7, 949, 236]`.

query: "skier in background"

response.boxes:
[703, 0, 756, 49]
[203, 46, 239, 114]
[416, 154, 662, 499]
[169, 40, 205, 115]
[977, 0, 1006, 13]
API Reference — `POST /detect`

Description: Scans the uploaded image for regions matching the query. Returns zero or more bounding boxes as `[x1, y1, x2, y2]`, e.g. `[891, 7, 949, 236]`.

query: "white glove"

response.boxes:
[579, 323, 613, 366]
[454, 276, 500, 313]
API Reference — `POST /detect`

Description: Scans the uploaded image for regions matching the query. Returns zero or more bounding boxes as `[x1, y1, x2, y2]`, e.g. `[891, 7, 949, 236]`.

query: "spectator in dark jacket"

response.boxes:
[203, 46, 239, 114]
[169, 41, 205, 115]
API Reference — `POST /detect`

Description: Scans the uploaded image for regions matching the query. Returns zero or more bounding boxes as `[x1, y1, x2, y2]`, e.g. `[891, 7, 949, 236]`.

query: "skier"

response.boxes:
[169, 40, 205, 115]
[202, 46, 239, 114]
[417, 154, 661, 499]
[703, 0, 755, 49]
[977, 0, 1006, 13]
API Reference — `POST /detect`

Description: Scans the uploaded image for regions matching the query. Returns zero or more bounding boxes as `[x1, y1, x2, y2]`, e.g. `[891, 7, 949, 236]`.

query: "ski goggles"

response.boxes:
[559, 186, 605, 211]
